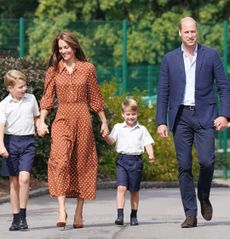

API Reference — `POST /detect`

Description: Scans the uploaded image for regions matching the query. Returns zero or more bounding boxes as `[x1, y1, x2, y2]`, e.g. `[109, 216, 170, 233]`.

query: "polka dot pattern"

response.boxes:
[40, 60, 105, 199]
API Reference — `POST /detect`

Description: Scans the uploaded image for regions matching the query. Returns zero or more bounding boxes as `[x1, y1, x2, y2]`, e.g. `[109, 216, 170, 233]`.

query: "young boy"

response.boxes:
[0, 70, 40, 231]
[103, 98, 155, 226]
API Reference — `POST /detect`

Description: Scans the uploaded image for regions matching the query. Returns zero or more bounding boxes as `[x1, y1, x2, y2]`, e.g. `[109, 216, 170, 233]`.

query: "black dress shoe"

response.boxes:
[130, 217, 139, 226]
[181, 216, 197, 228]
[9, 221, 20, 231]
[19, 218, 28, 230]
[200, 199, 212, 221]
[115, 217, 124, 225]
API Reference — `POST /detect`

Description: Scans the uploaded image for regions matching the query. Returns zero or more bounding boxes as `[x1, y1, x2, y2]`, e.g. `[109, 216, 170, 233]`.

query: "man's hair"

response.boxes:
[178, 17, 197, 30]
[4, 70, 27, 88]
[121, 98, 138, 112]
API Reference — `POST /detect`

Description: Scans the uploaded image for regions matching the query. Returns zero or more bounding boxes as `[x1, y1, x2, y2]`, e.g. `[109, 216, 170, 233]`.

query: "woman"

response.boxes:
[37, 31, 109, 228]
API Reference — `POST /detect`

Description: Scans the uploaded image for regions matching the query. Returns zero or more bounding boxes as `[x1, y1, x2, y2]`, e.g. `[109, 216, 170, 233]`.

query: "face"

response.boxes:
[58, 39, 75, 62]
[179, 19, 198, 48]
[122, 108, 138, 127]
[8, 79, 27, 100]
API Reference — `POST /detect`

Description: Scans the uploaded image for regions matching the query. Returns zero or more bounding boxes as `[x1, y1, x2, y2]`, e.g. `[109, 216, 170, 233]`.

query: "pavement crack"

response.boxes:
[112, 224, 129, 239]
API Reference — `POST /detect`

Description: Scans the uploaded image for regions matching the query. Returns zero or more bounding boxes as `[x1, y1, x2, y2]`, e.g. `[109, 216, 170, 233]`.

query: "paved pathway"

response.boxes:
[1, 187, 230, 239]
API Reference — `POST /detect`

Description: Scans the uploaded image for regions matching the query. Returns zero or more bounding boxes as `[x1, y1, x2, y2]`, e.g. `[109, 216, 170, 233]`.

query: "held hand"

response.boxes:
[214, 116, 228, 131]
[37, 122, 49, 137]
[0, 145, 9, 158]
[100, 122, 109, 138]
[148, 156, 156, 164]
[157, 124, 168, 138]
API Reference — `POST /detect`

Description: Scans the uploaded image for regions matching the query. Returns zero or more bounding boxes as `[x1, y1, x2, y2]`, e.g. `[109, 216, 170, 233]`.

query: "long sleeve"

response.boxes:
[86, 64, 105, 112]
[40, 67, 56, 111]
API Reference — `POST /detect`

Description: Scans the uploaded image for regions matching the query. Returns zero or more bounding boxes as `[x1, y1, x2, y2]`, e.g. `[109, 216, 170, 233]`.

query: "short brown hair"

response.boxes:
[4, 70, 27, 88]
[121, 98, 138, 112]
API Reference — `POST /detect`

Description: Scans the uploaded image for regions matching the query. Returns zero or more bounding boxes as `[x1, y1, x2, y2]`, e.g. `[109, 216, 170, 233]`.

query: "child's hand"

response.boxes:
[148, 156, 156, 164]
[37, 122, 49, 137]
[0, 145, 9, 158]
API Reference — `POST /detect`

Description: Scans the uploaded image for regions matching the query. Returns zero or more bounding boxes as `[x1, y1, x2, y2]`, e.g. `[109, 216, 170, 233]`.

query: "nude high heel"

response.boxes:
[56, 211, 68, 228]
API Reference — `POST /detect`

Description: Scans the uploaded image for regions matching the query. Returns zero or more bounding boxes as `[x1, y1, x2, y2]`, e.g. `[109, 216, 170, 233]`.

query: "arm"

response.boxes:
[156, 55, 170, 128]
[97, 110, 109, 137]
[145, 144, 155, 164]
[0, 122, 9, 158]
[37, 67, 56, 137]
[213, 50, 230, 130]
[37, 109, 49, 137]
[103, 134, 115, 145]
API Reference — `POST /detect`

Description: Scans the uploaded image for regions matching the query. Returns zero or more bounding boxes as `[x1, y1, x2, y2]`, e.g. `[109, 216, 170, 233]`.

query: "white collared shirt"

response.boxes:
[181, 44, 198, 106]
[0, 93, 40, 135]
[109, 122, 154, 155]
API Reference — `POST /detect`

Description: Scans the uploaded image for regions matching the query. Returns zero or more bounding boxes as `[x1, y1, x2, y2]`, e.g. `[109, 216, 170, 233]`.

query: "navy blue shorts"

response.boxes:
[116, 154, 143, 192]
[1, 135, 36, 177]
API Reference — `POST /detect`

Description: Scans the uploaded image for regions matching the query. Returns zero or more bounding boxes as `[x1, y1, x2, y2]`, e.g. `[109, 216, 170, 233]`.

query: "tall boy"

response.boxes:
[104, 98, 155, 226]
[0, 70, 40, 231]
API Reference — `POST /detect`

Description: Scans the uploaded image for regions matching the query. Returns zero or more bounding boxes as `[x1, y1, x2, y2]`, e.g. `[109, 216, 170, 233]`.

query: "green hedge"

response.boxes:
[0, 57, 199, 181]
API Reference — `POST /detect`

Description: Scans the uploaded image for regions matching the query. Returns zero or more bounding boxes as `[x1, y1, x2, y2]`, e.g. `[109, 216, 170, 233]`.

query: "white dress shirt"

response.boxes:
[0, 93, 40, 135]
[181, 44, 197, 106]
[109, 122, 154, 155]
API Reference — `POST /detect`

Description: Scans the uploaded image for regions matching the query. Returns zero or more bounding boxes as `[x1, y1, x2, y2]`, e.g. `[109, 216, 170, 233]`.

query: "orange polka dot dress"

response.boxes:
[40, 60, 105, 199]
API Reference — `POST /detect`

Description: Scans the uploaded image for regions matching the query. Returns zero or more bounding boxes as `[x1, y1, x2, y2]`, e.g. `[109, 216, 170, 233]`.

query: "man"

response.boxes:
[156, 17, 230, 228]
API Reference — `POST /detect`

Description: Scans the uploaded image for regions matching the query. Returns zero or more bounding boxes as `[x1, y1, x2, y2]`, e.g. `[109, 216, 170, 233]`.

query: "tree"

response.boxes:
[28, 0, 229, 65]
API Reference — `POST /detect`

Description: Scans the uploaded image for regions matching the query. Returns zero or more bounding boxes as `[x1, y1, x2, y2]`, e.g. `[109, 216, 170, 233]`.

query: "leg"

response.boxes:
[56, 195, 67, 227]
[115, 185, 127, 225]
[194, 126, 215, 221]
[18, 171, 30, 229]
[173, 109, 197, 217]
[130, 191, 139, 210]
[19, 171, 30, 209]
[9, 176, 20, 231]
[130, 191, 139, 226]
[9, 176, 20, 214]
[73, 198, 84, 228]
[117, 185, 127, 209]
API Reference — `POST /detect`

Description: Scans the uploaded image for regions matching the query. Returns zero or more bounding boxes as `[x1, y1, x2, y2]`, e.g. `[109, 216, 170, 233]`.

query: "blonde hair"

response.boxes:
[4, 70, 27, 88]
[178, 17, 197, 30]
[121, 98, 138, 112]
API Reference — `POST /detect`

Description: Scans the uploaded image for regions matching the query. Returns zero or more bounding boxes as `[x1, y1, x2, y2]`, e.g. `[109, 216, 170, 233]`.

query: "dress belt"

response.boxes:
[180, 105, 196, 111]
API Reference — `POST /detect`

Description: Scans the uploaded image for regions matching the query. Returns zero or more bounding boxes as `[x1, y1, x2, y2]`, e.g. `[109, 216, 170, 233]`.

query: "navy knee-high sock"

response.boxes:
[117, 208, 124, 218]
[19, 208, 26, 219]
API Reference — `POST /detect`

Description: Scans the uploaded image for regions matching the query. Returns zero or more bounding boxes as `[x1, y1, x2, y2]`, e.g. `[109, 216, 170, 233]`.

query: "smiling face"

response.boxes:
[122, 107, 138, 127]
[179, 17, 198, 49]
[8, 79, 27, 101]
[58, 39, 76, 62]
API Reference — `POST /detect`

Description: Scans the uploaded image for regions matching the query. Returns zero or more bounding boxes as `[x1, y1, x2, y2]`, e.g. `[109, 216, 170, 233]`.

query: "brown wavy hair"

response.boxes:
[48, 31, 87, 70]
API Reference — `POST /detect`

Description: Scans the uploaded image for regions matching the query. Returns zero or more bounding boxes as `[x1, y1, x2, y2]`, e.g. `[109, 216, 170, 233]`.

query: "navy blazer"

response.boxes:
[156, 44, 230, 131]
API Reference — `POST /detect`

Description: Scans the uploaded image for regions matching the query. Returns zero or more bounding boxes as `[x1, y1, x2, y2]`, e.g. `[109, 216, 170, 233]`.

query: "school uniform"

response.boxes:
[0, 93, 40, 176]
[109, 122, 154, 192]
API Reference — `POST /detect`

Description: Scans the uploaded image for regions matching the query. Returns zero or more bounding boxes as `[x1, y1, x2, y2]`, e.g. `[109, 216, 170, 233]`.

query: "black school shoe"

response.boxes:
[130, 217, 139, 226]
[19, 218, 28, 230]
[9, 221, 20, 231]
[115, 216, 124, 225]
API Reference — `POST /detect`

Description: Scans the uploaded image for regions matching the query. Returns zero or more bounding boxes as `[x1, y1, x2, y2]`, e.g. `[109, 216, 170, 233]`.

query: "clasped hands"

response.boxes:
[37, 121, 49, 137]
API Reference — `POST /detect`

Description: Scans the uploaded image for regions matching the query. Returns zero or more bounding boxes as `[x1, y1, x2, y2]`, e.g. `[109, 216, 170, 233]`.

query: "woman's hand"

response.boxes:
[100, 122, 109, 138]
